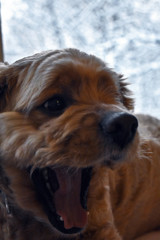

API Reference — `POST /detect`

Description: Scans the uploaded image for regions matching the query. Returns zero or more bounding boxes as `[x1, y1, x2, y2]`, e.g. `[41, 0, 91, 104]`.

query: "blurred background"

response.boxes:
[1, 0, 160, 117]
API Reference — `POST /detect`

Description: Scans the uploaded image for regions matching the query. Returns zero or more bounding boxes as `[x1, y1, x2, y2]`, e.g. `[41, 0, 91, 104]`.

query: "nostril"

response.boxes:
[105, 122, 122, 134]
[99, 112, 138, 149]
[99, 112, 121, 134]
[131, 121, 138, 135]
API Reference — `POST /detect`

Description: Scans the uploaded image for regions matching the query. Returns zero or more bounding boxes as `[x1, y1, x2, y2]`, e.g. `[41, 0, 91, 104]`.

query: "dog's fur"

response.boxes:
[0, 49, 160, 240]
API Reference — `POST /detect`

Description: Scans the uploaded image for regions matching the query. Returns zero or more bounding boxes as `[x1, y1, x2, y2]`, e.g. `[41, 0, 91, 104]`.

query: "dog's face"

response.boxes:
[0, 49, 139, 237]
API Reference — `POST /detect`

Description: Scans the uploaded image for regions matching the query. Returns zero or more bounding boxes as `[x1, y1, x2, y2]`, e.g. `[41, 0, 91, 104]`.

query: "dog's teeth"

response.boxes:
[44, 102, 49, 108]
[46, 182, 50, 189]
[46, 182, 52, 193]
[42, 169, 54, 196]
[43, 169, 49, 182]
[60, 216, 63, 221]
[43, 169, 48, 178]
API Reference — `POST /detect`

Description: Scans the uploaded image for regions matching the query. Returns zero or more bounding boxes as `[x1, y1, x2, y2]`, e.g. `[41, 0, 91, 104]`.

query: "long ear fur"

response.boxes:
[0, 63, 18, 111]
[118, 74, 134, 111]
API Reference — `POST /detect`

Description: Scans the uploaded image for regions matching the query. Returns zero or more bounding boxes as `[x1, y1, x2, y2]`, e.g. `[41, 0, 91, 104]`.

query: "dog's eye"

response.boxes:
[41, 95, 66, 115]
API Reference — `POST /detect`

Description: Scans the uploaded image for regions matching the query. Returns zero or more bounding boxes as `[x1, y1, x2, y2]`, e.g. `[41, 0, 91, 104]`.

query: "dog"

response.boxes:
[0, 49, 160, 240]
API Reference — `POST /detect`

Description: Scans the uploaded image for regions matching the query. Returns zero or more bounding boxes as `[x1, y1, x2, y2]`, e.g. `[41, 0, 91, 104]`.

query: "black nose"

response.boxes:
[99, 112, 138, 149]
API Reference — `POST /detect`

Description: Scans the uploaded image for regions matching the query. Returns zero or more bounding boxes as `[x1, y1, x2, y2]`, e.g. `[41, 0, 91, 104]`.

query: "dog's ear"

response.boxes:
[118, 74, 134, 110]
[0, 63, 17, 111]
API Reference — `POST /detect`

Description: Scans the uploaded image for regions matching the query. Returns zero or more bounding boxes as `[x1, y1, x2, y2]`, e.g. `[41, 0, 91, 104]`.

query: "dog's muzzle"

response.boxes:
[29, 111, 138, 235]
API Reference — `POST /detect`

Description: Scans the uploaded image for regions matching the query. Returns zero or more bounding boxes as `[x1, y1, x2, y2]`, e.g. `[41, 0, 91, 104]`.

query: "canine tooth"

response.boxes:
[43, 169, 48, 181]
[60, 216, 63, 221]
[46, 182, 51, 191]
[45, 182, 53, 196]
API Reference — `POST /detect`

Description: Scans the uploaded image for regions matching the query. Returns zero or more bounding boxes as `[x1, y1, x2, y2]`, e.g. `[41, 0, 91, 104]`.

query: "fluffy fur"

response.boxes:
[0, 49, 160, 240]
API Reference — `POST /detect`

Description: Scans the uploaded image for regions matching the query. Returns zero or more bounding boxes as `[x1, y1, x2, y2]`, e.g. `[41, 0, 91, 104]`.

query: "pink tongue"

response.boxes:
[54, 168, 88, 229]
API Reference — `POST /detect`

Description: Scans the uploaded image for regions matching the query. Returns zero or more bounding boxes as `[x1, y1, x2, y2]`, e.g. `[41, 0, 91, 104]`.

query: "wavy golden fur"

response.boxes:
[0, 49, 160, 240]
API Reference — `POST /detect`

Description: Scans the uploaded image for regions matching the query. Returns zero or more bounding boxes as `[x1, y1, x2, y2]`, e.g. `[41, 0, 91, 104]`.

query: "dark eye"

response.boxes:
[41, 95, 66, 115]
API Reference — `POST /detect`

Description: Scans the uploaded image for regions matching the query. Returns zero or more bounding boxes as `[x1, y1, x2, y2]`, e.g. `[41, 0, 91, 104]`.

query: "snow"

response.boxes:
[1, 0, 160, 118]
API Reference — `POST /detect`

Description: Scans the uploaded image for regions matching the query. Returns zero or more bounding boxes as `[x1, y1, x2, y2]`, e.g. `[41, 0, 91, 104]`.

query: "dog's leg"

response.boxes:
[82, 166, 122, 240]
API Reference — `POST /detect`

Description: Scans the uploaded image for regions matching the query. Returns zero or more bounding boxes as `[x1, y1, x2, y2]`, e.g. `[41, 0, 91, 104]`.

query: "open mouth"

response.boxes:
[30, 166, 92, 235]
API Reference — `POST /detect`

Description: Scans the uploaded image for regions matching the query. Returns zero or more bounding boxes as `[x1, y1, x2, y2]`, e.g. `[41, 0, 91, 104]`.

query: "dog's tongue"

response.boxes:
[54, 168, 88, 229]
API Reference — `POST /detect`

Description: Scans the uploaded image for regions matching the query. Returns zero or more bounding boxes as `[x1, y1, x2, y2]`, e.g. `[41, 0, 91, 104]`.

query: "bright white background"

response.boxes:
[1, 0, 160, 118]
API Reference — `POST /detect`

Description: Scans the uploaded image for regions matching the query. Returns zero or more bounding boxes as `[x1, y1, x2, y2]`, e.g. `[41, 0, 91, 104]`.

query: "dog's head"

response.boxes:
[0, 49, 139, 237]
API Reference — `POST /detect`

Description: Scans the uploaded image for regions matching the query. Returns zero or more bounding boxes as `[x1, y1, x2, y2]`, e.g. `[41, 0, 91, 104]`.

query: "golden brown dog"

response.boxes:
[0, 49, 160, 240]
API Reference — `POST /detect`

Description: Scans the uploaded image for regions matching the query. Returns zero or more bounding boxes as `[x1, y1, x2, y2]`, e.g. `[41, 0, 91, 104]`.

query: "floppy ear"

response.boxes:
[118, 74, 134, 111]
[0, 63, 18, 111]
